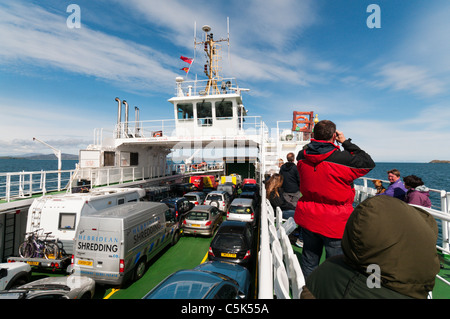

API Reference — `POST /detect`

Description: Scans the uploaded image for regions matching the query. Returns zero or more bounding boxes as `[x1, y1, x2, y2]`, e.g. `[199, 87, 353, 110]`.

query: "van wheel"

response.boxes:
[172, 230, 181, 246]
[134, 258, 147, 281]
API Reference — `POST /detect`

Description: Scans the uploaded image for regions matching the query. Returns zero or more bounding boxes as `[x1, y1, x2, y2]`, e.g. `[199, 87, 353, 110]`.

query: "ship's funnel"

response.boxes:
[123, 100, 129, 136]
[115, 97, 121, 124]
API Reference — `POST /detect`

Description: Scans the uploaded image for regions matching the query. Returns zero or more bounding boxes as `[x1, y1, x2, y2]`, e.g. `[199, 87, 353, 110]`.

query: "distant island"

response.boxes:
[0, 153, 78, 160]
[430, 160, 450, 163]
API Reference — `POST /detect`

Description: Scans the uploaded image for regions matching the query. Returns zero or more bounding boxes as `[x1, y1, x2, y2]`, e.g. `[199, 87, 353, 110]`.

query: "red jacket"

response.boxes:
[294, 139, 375, 238]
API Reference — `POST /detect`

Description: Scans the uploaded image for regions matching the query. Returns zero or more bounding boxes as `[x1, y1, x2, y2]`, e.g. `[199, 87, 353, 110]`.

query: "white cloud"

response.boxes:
[0, 2, 178, 93]
[375, 63, 445, 97]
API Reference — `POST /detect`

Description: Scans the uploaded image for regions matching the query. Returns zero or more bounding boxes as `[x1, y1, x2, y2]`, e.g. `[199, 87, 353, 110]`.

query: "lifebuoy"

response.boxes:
[293, 115, 310, 131]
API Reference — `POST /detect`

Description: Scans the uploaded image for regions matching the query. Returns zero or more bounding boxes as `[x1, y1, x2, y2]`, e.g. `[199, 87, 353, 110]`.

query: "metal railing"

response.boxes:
[0, 162, 225, 204]
[0, 170, 75, 203]
[258, 178, 450, 299]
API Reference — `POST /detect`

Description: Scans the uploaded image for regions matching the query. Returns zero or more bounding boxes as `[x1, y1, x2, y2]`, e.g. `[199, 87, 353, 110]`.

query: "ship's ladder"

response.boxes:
[30, 199, 46, 233]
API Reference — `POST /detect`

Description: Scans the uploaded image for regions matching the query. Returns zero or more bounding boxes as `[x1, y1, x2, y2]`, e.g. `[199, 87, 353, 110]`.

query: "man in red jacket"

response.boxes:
[295, 120, 375, 278]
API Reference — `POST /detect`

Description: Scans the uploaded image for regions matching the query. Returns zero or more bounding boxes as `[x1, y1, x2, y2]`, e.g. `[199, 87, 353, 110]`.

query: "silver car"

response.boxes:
[204, 191, 231, 212]
[183, 191, 206, 205]
[183, 205, 223, 236]
[227, 198, 257, 227]
[0, 275, 95, 299]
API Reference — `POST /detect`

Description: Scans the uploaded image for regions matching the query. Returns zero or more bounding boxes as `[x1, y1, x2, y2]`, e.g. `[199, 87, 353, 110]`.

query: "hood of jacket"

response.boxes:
[415, 185, 430, 193]
[302, 140, 340, 164]
[342, 195, 440, 299]
[280, 162, 296, 172]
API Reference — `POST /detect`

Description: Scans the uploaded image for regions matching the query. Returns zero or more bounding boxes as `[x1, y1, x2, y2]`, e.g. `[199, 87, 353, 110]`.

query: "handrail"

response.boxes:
[258, 178, 450, 299]
[0, 169, 75, 203]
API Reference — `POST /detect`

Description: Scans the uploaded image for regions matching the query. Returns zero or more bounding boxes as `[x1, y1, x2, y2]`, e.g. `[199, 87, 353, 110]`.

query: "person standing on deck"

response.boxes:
[382, 169, 408, 201]
[279, 152, 301, 207]
[294, 120, 375, 278]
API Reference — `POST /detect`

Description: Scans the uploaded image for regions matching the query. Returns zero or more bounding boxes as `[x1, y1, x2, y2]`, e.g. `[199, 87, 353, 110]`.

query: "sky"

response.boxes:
[1, 0, 450, 162]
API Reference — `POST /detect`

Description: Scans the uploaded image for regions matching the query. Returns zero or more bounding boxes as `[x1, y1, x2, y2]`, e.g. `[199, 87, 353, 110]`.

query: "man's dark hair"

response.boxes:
[286, 152, 295, 162]
[313, 120, 336, 141]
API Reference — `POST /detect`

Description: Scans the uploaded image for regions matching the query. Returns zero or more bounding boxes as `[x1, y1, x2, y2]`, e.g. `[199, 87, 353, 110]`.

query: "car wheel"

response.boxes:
[134, 258, 147, 281]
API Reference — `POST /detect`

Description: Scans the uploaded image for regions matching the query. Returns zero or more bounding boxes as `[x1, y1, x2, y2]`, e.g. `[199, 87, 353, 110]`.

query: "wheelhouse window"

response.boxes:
[215, 100, 233, 119]
[177, 103, 194, 120]
[104, 151, 115, 167]
[130, 152, 139, 166]
[197, 102, 212, 126]
[59, 213, 76, 230]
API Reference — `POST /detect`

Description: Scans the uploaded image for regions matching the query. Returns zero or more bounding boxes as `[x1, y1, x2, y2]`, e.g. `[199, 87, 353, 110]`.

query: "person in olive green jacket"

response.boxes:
[301, 195, 440, 299]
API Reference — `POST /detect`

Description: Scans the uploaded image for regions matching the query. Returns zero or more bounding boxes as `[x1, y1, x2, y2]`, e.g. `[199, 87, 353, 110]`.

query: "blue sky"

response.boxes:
[1, 0, 450, 162]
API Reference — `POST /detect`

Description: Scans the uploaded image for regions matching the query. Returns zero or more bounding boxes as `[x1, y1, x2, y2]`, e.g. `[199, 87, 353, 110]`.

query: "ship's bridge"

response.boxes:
[169, 76, 250, 139]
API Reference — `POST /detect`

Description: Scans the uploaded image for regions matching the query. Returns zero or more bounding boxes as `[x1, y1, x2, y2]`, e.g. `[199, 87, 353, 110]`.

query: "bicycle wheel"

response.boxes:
[44, 242, 60, 260]
[19, 242, 35, 258]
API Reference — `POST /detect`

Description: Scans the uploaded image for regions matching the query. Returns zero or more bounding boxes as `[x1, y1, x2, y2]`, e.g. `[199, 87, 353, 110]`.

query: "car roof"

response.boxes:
[231, 198, 254, 206]
[194, 261, 249, 296]
[189, 205, 215, 212]
[217, 220, 250, 234]
[184, 192, 205, 196]
[160, 197, 185, 202]
[143, 269, 235, 299]
[207, 190, 227, 195]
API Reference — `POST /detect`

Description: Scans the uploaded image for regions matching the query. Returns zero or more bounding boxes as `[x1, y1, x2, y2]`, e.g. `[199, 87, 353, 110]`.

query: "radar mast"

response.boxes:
[195, 24, 229, 95]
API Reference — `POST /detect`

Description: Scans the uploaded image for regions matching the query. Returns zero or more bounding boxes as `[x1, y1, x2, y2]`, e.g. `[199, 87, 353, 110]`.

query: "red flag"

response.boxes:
[181, 67, 190, 73]
[180, 56, 193, 64]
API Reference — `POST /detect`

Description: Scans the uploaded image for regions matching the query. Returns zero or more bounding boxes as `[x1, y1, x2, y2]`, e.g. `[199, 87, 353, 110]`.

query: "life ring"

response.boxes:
[293, 115, 309, 131]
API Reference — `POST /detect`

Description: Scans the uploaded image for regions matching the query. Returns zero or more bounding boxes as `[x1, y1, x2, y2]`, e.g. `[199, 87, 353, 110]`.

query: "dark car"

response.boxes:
[142, 264, 249, 299]
[240, 184, 260, 198]
[208, 221, 254, 267]
[173, 183, 196, 196]
[160, 197, 194, 221]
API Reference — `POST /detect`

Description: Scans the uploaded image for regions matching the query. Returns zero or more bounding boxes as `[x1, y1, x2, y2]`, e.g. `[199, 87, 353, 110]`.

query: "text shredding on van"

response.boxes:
[73, 202, 180, 286]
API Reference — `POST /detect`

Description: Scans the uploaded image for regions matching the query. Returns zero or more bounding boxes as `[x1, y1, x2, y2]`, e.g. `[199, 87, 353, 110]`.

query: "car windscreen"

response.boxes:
[214, 234, 247, 250]
[229, 206, 253, 214]
[206, 194, 222, 201]
[186, 211, 209, 221]
[184, 195, 197, 201]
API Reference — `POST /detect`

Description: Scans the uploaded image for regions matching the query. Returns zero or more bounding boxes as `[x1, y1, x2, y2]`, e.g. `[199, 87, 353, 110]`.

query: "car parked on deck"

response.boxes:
[160, 197, 194, 221]
[227, 198, 257, 227]
[183, 205, 223, 236]
[0, 262, 31, 290]
[142, 261, 251, 299]
[217, 183, 237, 199]
[208, 221, 255, 268]
[203, 190, 231, 212]
[0, 275, 95, 299]
[173, 183, 196, 197]
[183, 191, 206, 206]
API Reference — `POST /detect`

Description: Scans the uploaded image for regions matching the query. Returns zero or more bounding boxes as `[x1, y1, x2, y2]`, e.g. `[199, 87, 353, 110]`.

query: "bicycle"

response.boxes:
[18, 230, 61, 260]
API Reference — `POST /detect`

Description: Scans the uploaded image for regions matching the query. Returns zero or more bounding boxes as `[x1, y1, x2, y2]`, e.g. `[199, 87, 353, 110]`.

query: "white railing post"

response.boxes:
[258, 188, 273, 299]
[441, 191, 450, 254]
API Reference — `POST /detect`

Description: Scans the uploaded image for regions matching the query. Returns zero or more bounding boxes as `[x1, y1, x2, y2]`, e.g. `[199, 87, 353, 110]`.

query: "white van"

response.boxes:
[72, 201, 181, 286]
[24, 188, 145, 256]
